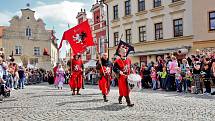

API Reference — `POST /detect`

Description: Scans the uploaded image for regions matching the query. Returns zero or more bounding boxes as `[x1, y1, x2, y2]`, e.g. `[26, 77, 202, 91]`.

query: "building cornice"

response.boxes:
[111, 25, 120, 29]
[122, 14, 133, 20]
[169, 0, 186, 8]
[136, 18, 148, 23]
[135, 10, 148, 16]
[151, 14, 165, 19]
[111, 18, 120, 23]
[150, 6, 164, 12]
[132, 35, 194, 46]
[103, 0, 114, 4]
[193, 39, 215, 44]
[169, 9, 186, 15]
[108, 35, 194, 50]
[21, 8, 35, 12]
[122, 21, 133, 26]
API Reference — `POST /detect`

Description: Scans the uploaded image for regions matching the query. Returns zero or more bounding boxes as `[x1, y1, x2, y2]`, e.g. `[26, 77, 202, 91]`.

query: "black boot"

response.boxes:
[125, 96, 134, 107]
[118, 96, 123, 104]
[77, 88, 81, 95]
[72, 88, 75, 95]
[103, 95, 108, 102]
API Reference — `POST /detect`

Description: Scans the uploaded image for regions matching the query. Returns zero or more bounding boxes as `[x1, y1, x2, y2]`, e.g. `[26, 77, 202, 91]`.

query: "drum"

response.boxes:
[127, 74, 142, 91]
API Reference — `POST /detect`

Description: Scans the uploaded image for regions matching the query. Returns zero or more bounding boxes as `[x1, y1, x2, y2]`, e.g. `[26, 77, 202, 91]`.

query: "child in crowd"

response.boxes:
[184, 66, 192, 93]
[151, 67, 157, 90]
[175, 67, 182, 92]
[159, 67, 167, 90]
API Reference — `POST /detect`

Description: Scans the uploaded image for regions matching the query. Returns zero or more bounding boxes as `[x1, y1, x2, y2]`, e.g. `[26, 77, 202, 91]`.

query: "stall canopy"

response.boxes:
[84, 60, 97, 68]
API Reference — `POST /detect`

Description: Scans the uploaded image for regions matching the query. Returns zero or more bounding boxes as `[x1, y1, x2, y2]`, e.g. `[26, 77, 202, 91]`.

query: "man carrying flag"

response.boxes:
[58, 20, 94, 95]
[113, 40, 135, 107]
[96, 53, 112, 102]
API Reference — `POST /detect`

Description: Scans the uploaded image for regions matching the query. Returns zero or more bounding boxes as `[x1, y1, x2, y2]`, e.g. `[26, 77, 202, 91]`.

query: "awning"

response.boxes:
[132, 46, 191, 56]
[84, 59, 97, 68]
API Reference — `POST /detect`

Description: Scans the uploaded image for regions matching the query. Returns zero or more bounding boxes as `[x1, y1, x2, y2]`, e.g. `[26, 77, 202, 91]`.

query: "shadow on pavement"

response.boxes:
[30, 94, 72, 98]
[74, 103, 127, 111]
[31, 92, 101, 98]
[3, 98, 18, 102]
[142, 89, 215, 100]
[56, 99, 103, 106]
[0, 106, 33, 110]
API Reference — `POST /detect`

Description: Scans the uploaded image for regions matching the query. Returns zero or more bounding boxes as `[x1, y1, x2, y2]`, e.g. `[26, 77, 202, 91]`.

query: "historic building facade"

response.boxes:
[104, 0, 215, 64]
[2, 8, 58, 70]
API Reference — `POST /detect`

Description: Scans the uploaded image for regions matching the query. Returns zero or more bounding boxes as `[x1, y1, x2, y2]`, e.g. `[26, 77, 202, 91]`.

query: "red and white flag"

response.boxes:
[59, 20, 94, 55]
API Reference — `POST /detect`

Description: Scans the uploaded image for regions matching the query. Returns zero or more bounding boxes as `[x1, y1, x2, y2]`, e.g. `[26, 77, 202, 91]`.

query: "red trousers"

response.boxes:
[118, 75, 130, 96]
[69, 71, 82, 89]
[98, 76, 110, 95]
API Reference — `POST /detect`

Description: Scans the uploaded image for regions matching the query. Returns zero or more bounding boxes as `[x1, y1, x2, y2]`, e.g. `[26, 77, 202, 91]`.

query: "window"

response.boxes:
[113, 5, 118, 19]
[209, 11, 215, 31]
[155, 23, 163, 40]
[139, 26, 146, 42]
[154, 0, 161, 8]
[125, 0, 131, 16]
[34, 47, 40, 56]
[26, 27, 31, 36]
[138, 0, 145, 12]
[114, 32, 119, 46]
[126, 29, 132, 43]
[172, 0, 180, 2]
[173, 18, 183, 37]
[15, 46, 22, 55]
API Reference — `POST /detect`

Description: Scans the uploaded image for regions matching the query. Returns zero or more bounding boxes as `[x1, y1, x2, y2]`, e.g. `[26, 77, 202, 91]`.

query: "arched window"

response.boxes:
[26, 27, 32, 36]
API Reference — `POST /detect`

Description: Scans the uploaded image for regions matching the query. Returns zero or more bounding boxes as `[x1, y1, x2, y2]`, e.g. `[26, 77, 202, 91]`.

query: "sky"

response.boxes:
[0, 0, 97, 58]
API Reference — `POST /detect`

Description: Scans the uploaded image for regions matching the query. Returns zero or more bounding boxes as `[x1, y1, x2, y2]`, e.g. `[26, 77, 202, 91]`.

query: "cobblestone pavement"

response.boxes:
[0, 83, 215, 121]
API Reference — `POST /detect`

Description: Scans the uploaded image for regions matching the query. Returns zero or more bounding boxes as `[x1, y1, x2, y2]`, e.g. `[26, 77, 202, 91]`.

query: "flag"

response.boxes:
[115, 40, 135, 57]
[58, 20, 94, 55]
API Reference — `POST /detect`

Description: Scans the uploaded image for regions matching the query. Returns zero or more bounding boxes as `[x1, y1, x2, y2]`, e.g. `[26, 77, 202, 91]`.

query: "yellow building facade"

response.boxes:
[2, 8, 58, 70]
[105, 0, 215, 64]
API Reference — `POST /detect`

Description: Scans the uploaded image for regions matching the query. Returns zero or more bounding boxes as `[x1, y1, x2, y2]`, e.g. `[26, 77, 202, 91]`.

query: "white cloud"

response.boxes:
[36, 1, 46, 6]
[33, 1, 86, 25]
[0, 11, 13, 26]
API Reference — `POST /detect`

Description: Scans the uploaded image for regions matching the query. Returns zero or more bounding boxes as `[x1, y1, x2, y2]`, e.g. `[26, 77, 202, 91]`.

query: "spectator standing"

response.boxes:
[18, 66, 25, 89]
[151, 67, 157, 90]
[202, 64, 211, 94]
[168, 56, 178, 91]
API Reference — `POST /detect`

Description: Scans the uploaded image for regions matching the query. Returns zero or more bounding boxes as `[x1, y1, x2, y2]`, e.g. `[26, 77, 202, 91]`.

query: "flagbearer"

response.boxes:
[96, 53, 112, 102]
[113, 47, 134, 107]
[69, 54, 84, 95]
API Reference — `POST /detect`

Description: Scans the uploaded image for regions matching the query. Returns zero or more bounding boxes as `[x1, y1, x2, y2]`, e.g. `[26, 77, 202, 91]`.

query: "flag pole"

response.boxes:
[97, 51, 106, 77]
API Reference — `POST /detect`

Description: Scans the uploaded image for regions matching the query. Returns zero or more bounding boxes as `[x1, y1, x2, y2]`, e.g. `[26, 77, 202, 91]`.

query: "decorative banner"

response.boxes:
[59, 20, 94, 55]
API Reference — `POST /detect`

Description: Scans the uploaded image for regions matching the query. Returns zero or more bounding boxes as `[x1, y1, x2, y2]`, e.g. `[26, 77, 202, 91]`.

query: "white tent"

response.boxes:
[84, 60, 97, 68]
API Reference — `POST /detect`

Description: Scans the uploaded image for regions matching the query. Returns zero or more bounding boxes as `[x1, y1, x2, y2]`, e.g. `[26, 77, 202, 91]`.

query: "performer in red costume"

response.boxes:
[113, 48, 134, 107]
[96, 53, 112, 102]
[69, 54, 83, 95]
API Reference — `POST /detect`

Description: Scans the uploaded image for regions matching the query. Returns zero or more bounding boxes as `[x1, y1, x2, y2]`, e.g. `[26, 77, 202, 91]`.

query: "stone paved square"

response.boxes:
[0, 83, 215, 121]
